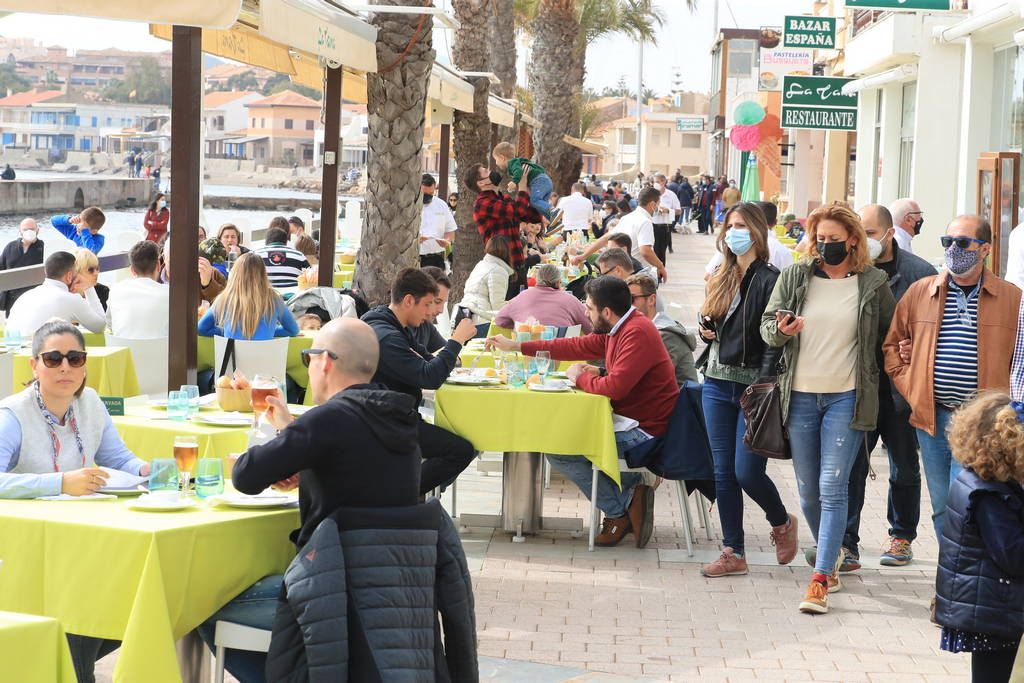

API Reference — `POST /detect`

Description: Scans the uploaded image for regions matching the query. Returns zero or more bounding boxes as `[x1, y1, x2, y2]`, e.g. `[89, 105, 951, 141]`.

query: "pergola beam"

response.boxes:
[318, 65, 343, 286]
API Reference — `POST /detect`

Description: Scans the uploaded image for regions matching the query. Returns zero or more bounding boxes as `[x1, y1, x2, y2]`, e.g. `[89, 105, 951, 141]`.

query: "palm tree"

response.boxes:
[489, 0, 518, 99]
[450, 0, 494, 301]
[357, 1, 436, 305]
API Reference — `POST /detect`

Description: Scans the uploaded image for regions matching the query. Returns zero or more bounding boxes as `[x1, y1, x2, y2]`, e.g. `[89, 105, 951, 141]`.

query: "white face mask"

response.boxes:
[867, 237, 883, 262]
[21, 229, 37, 243]
[158, 200, 166, 209]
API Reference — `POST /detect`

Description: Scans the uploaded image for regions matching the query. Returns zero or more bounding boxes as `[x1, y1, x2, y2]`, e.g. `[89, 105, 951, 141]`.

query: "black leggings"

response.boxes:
[972, 642, 1020, 683]
[418, 418, 476, 495]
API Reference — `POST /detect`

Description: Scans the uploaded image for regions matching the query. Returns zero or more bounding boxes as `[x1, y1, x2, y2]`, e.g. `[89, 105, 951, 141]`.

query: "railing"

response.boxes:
[851, 9, 893, 37]
[0, 251, 130, 294]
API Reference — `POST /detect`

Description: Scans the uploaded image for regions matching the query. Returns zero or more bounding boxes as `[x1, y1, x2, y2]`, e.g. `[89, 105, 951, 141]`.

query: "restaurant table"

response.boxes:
[0, 497, 298, 683]
[11, 345, 140, 397]
[459, 347, 576, 372]
[0, 326, 104, 347]
[112, 405, 253, 466]
[197, 334, 314, 404]
[0, 611, 76, 683]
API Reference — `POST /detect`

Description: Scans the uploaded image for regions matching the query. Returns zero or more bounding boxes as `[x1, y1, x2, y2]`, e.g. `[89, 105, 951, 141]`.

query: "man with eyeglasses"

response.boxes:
[884, 215, 1021, 541]
[625, 273, 697, 385]
[889, 198, 924, 255]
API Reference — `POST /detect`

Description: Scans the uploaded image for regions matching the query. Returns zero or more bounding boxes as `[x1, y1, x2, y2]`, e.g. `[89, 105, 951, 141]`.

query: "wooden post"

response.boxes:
[168, 26, 202, 389]
[318, 66, 342, 286]
[438, 123, 451, 200]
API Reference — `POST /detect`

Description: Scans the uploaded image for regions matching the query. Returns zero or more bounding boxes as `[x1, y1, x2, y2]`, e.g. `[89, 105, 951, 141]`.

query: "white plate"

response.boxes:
[528, 380, 573, 393]
[212, 493, 298, 509]
[289, 405, 313, 416]
[446, 375, 501, 386]
[101, 487, 147, 497]
[127, 495, 198, 512]
[190, 413, 252, 427]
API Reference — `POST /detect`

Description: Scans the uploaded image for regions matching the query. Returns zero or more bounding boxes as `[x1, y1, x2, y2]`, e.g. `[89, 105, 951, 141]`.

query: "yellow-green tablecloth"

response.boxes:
[0, 498, 297, 683]
[459, 348, 576, 372]
[0, 611, 76, 683]
[433, 383, 619, 484]
[197, 334, 314, 389]
[12, 346, 139, 397]
[112, 406, 253, 467]
[0, 326, 104, 347]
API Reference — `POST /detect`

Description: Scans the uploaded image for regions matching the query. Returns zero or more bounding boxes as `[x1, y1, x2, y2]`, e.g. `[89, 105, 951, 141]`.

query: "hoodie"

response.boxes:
[362, 305, 463, 403]
[233, 385, 422, 547]
[652, 312, 699, 385]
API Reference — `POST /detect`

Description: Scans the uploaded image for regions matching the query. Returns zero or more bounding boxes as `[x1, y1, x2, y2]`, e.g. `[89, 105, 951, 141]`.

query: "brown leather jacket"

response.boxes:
[883, 271, 1021, 435]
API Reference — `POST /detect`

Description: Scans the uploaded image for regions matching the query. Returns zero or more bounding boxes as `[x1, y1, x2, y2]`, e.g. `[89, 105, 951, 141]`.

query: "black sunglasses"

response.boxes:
[940, 236, 988, 250]
[38, 350, 87, 368]
[300, 348, 339, 368]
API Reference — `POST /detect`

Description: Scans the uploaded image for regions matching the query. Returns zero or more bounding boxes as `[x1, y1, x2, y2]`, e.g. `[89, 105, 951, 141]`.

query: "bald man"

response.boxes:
[0, 218, 44, 315]
[203, 318, 422, 681]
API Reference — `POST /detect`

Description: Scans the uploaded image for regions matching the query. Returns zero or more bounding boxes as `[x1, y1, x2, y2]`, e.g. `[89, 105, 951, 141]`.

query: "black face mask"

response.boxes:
[817, 240, 848, 266]
[422, 193, 433, 205]
[913, 217, 924, 235]
[488, 170, 503, 187]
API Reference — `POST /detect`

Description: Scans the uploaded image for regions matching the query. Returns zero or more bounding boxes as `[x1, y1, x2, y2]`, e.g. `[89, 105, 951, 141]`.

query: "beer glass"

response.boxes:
[173, 435, 199, 493]
[250, 374, 280, 432]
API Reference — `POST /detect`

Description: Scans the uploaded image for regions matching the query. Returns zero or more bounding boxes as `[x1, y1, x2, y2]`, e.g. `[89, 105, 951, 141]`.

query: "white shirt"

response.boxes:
[1007, 223, 1024, 291]
[419, 198, 458, 255]
[894, 227, 914, 255]
[611, 207, 656, 268]
[653, 189, 681, 225]
[557, 192, 594, 231]
[106, 276, 170, 339]
[6, 279, 106, 337]
[704, 232, 794, 275]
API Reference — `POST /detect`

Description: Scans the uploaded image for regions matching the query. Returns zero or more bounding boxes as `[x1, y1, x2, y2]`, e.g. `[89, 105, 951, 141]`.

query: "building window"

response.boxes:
[871, 93, 882, 204]
[251, 118, 256, 128]
[261, 118, 266, 128]
[897, 81, 916, 198]
[306, 120, 314, 130]
[727, 39, 757, 78]
[284, 119, 293, 130]
[991, 45, 1024, 154]
[621, 128, 637, 145]
[680, 134, 701, 149]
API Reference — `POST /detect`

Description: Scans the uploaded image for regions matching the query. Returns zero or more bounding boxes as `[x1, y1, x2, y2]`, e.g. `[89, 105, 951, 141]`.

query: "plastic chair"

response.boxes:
[213, 336, 289, 381]
[106, 335, 168, 397]
[556, 324, 583, 338]
[212, 620, 271, 683]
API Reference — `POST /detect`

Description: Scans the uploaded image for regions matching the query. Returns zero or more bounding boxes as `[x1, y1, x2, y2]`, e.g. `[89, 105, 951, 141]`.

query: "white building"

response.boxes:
[203, 90, 265, 158]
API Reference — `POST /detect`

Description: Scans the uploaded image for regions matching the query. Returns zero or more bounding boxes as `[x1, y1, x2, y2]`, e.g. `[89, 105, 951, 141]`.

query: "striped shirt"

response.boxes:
[933, 280, 980, 407]
[254, 243, 309, 288]
[1012, 301, 1024, 402]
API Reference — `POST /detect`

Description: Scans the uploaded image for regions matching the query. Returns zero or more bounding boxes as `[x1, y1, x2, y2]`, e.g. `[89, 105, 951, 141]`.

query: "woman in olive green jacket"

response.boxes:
[760, 203, 896, 616]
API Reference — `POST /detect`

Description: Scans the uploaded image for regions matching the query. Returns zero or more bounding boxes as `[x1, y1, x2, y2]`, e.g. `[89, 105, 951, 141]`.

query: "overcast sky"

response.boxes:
[0, 0, 812, 96]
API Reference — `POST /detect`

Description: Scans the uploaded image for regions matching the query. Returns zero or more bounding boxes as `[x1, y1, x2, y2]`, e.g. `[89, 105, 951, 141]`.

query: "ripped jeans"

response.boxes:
[787, 390, 863, 576]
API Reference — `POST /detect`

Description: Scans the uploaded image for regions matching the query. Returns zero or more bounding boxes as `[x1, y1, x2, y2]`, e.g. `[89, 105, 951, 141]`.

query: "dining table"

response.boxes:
[0, 496, 298, 683]
[11, 345, 140, 397]
[196, 333, 315, 405]
[0, 610, 77, 683]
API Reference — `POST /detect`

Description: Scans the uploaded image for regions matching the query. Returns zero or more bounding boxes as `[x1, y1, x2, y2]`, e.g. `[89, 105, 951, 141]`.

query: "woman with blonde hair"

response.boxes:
[697, 202, 798, 579]
[761, 202, 896, 615]
[936, 392, 1024, 683]
[73, 247, 109, 311]
[198, 252, 298, 340]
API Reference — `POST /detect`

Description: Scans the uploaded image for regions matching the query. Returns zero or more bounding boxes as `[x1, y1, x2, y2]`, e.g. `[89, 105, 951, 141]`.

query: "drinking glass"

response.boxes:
[225, 251, 238, 272]
[250, 374, 280, 432]
[492, 349, 505, 376]
[173, 435, 199, 493]
[194, 458, 224, 499]
[167, 390, 189, 421]
[535, 351, 551, 386]
[541, 326, 556, 341]
[181, 384, 200, 418]
[148, 458, 179, 492]
[3, 328, 20, 351]
[507, 359, 525, 388]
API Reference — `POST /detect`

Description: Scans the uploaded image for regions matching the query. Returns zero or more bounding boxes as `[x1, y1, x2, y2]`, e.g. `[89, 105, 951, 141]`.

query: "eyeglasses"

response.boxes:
[37, 350, 87, 368]
[631, 293, 652, 302]
[300, 348, 339, 368]
[599, 267, 617, 277]
[940, 236, 988, 249]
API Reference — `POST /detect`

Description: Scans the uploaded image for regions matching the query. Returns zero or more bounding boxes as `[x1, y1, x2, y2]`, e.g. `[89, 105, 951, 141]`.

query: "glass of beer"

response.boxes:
[250, 374, 280, 432]
[173, 435, 199, 493]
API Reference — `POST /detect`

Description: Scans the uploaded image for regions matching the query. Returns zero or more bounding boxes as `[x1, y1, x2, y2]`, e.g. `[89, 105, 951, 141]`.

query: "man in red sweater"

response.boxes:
[487, 277, 679, 547]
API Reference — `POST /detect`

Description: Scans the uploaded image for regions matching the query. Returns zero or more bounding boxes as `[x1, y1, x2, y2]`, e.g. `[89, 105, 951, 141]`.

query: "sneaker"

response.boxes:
[702, 547, 748, 577]
[880, 537, 914, 566]
[805, 546, 860, 572]
[798, 578, 829, 614]
[595, 516, 631, 547]
[626, 484, 655, 548]
[770, 514, 799, 565]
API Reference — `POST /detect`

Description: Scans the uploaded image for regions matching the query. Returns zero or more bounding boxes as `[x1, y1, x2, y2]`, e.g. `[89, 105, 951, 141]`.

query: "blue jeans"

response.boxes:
[702, 378, 789, 555]
[787, 390, 864, 575]
[529, 173, 554, 218]
[545, 427, 649, 518]
[198, 574, 282, 683]
[917, 404, 962, 541]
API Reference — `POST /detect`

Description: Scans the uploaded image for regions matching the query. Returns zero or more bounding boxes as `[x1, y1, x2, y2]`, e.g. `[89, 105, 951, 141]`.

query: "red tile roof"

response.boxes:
[0, 90, 64, 107]
[247, 90, 321, 108]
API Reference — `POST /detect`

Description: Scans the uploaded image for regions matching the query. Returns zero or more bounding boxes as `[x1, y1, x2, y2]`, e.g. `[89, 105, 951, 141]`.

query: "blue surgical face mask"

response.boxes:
[724, 227, 753, 256]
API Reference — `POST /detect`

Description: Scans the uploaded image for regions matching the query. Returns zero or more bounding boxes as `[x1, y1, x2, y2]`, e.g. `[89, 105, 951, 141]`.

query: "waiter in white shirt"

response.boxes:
[419, 173, 457, 270]
[557, 182, 596, 234]
[6, 251, 106, 337]
[651, 173, 680, 266]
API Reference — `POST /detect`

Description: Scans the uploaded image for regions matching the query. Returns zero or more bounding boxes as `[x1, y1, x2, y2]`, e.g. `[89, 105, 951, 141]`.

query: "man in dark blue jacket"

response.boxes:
[363, 268, 478, 494]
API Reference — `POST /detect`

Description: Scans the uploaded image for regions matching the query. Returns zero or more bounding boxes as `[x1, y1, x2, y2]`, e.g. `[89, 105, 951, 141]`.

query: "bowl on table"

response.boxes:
[216, 387, 253, 413]
[338, 252, 356, 265]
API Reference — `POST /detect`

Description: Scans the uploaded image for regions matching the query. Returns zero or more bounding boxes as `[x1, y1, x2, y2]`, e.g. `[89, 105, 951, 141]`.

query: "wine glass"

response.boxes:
[250, 374, 280, 432]
[535, 351, 551, 387]
[492, 349, 505, 377]
[173, 435, 198, 494]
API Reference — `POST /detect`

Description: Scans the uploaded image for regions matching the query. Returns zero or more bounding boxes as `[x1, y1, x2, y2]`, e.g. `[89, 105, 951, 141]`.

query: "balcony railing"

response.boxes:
[851, 9, 893, 37]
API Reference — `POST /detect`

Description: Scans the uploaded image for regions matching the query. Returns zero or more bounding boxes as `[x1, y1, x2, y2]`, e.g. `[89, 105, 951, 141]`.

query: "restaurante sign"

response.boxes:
[781, 75, 858, 131]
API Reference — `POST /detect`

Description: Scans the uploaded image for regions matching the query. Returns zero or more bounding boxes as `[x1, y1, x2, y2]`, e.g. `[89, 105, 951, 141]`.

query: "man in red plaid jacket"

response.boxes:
[465, 163, 537, 294]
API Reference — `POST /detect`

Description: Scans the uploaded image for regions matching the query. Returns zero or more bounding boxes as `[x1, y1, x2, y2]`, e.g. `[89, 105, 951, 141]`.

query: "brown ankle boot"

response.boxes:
[770, 514, 799, 565]
[595, 515, 632, 547]
[626, 484, 655, 548]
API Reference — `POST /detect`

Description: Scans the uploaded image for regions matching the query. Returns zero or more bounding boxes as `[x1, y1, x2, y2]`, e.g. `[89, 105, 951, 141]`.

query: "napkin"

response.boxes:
[612, 413, 639, 433]
[99, 467, 148, 490]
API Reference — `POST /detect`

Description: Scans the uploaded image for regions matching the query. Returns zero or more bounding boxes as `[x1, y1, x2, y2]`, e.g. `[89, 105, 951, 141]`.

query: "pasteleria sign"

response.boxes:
[783, 16, 837, 49]
[780, 75, 858, 131]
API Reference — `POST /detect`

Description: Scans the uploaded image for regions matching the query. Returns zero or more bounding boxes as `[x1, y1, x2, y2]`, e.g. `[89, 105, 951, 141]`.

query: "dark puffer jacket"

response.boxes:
[935, 469, 1024, 641]
[265, 499, 478, 683]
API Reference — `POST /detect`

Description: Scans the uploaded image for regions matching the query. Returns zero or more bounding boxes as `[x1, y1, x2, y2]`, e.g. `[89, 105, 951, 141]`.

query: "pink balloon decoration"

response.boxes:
[730, 125, 762, 152]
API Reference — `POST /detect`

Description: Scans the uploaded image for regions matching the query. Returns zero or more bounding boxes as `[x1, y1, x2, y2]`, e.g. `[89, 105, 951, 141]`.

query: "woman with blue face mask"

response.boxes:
[697, 202, 799, 579]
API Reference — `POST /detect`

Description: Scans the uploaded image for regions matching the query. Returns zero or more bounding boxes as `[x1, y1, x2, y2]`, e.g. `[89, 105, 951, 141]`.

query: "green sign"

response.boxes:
[784, 16, 836, 49]
[101, 396, 125, 416]
[781, 75, 858, 131]
[845, 0, 952, 10]
[675, 117, 704, 132]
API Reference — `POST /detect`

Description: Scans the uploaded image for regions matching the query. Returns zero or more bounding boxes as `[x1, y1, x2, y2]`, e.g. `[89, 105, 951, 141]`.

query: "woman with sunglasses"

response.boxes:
[696, 202, 798, 580]
[73, 247, 109, 311]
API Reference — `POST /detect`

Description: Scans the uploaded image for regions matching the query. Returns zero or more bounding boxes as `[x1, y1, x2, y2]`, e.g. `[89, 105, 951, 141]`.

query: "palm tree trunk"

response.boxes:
[450, 0, 492, 303]
[489, 0, 517, 99]
[357, 2, 435, 305]
[528, 0, 581, 196]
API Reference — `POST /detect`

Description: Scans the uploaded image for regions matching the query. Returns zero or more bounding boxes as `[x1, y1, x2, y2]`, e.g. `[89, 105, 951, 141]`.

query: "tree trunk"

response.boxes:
[528, 0, 581, 196]
[488, 0, 517, 99]
[555, 43, 586, 189]
[449, 0, 492, 303]
[357, 2, 435, 306]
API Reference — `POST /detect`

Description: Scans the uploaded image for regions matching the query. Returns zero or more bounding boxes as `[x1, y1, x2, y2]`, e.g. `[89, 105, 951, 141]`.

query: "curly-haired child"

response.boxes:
[935, 391, 1024, 683]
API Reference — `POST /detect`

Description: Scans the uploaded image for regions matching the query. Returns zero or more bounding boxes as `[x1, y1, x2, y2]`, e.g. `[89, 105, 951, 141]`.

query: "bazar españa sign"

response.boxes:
[844, 0, 953, 10]
[781, 75, 858, 131]
[783, 16, 837, 49]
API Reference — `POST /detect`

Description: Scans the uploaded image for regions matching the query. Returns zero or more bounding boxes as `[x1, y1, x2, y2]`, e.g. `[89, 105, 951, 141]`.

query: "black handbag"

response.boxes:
[740, 360, 791, 460]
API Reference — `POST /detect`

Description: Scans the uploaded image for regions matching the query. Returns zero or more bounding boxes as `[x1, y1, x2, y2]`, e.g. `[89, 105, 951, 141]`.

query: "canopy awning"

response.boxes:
[563, 135, 605, 155]
[259, 0, 377, 73]
[0, 0, 242, 28]
[429, 65, 474, 113]
[487, 96, 515, 128]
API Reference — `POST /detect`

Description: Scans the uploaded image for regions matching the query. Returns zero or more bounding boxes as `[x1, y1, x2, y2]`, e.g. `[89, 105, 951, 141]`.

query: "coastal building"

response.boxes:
[13, 46, 172, 92]
[244, 89, 321, 166]
[203, 90, 265, 158]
